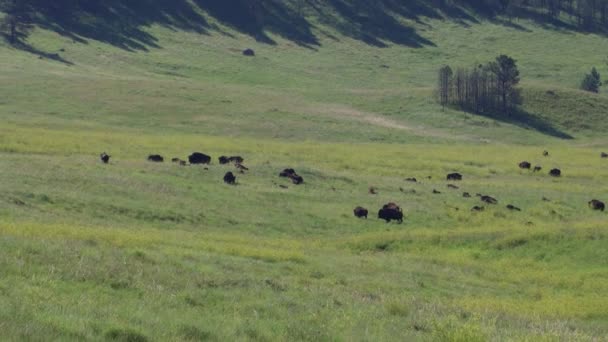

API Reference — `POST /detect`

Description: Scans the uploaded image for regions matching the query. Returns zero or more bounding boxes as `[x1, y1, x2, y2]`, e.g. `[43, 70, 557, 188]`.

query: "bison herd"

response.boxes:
[99, 149, 605, 224]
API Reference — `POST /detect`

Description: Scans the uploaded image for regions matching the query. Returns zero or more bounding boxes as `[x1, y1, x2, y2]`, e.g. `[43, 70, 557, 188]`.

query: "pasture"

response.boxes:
[1, 5, 608, 340]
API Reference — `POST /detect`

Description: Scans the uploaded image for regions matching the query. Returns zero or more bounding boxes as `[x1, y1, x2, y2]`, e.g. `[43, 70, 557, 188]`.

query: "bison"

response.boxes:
[148, 154, 164, 162]
[589, 199, 605, 211]
[533, 166, 542, 172]
[228, 156, 244, 163]
[549, 168, 561, 177]
[479, 195, 498, 205]
[189, 152, 211, 165]
[543, 150, 550, 157]
[100, 152, 110, 164]
[243, 48, 255, 56]
[223, 171, 236, 185]
[218, 156, 230, 164]
[506, 204, 521, 211]
[601, 152, 608, 158]
[463, 192, 471, 198]
[471, 206, 485, 212]
[279, 168, 303, 185]
[446, 173, 463, 181]
[405, 178, 417, 183]
[279, 168, 296, 177]
[519, 161, 531, 169]
[353, 206, 368, 219]
[447, 184, 459, 189]
[378, 203, 403, 223]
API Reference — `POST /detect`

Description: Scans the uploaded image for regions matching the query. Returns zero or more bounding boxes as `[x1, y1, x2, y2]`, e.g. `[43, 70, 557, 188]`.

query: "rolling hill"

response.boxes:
[1, 1, 608, 341]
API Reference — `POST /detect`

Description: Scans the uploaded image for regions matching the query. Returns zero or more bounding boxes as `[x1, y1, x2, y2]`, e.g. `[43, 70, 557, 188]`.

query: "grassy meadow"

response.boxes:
[1, 3, 608, 341]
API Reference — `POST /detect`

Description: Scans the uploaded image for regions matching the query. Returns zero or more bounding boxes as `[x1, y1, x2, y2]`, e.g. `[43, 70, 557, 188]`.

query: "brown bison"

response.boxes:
[446, 173, 463, 181]
[279, 168, 304, 185]
[432, 189, 442, 194]
[405, 178, 417, 183]
[353, 206, 368, 219]
[479, 195, 498, 205]
[533, 166, 542, 172]
[543, 150, 549, 157]
[506, 204, 521, 211]
[471, 206, 485, 212]
[189, 152, 211, 164]
[447, 184, 459, 189]
[100, 152, 110, 164]
[378, 203, 403, 223]
[148, 154, 164, 162]
[519, 161, 531, 169]
[549, 168, 561, 177]
[589, 199, 605, 211]
[223, 172, 236, 185]
[219, 156, 230, 164]
[463, 192, 471, 198]
[243, 48, 255, 56]
[601, 152, 608, 158]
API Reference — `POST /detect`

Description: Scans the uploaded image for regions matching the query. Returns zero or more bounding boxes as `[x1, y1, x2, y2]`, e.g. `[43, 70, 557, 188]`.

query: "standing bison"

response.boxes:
[279, 168, 304, 185]
[378, 202, 403, 223]
[446, 173, 463, 181]
[148, 154, 164, 162]
[589, 199, 605, 211]
[223, 172, 236, 185]
[549, 168, 561, 177]
[189, 152, 211, 164]
[100, 152, 110, 164]
[518, 161, 531, 169]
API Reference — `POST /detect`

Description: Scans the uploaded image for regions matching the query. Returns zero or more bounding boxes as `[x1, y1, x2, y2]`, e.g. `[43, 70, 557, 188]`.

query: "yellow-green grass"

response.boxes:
[2, 6, 608, 341]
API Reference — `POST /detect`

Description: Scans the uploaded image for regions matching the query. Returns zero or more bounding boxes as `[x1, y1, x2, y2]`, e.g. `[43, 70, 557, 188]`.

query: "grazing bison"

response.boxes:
[228, 156, 244, 163]
[148, 154, 164, 162]
[519, 161, 531, 169]
[471, 206, 485, 212]
[405, 178, 417, 183]
[432, 189, 442, 194]
[533, 166, 542, 172]
[100, 152, 110, 164]
[506, 204, 521, 211]
[601, 152, 608, 158]
[189, 152, 211, 165]
[243, 48, 255, 56]
[588, 199, 605, 211]
[353, 206, 368, 219]
[446, 173, 463, 181]
[219, 156, 230, 164]
[369, 187, 378, 195]
[223, 172, 236, 185]
[447, 184, 459, 189]
[463, 192, 471, 198]
[479, 195, 498, 205]
[279, 168, 303, 185]
[549, 168, 561, 177]
[543, 150, 550, 157]
[378, 203, 403, 223]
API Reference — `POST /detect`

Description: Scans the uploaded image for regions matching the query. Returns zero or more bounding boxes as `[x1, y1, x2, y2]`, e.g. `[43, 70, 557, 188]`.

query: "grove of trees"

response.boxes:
[0, 0, 34, 44]
[437, 55, 522, 116]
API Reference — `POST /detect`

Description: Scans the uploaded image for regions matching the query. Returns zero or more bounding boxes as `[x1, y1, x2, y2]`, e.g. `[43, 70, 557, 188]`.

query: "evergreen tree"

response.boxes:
[0, 0, 34, 44]
[581, 67, 602, 93]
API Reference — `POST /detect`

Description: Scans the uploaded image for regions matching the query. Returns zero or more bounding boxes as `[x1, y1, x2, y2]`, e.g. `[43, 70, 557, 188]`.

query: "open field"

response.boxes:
[1, 3, 608, 340]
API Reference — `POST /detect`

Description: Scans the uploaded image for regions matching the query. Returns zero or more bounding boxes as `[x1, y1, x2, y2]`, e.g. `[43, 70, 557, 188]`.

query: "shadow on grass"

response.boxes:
[3, 37, 73, 65]
[469, 107, 574, 139]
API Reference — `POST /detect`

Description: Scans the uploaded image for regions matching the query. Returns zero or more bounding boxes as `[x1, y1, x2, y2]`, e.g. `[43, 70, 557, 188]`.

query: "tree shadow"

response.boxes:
[469, 108, 573, 139]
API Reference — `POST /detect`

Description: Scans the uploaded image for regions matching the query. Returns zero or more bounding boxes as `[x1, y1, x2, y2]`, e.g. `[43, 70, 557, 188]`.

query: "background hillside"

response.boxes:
[1, 1, 608, 341]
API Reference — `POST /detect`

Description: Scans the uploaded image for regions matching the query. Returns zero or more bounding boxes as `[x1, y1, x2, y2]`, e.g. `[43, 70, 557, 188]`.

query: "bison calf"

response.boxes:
[353, 206, 368, 219]
[223, 172, 236, 185]
[100, 152, 110, 164]
[148, 154, 164, 162]
[549, 168, 561, 177]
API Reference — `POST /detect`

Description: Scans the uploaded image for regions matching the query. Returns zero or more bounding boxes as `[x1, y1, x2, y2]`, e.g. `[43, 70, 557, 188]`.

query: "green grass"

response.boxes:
[1, 4, 608, 341]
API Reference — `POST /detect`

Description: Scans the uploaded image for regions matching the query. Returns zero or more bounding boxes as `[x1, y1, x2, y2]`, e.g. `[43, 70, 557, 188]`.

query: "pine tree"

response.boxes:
[0, 0, 34, 44]
[581, 67, 602, 93]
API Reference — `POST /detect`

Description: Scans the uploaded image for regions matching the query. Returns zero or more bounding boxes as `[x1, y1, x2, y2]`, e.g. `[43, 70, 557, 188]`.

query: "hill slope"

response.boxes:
[1, 2, 608, 341]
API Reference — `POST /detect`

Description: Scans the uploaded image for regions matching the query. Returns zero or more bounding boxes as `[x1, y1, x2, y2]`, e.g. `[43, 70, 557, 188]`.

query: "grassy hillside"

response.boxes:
[1, 2, 608, 341]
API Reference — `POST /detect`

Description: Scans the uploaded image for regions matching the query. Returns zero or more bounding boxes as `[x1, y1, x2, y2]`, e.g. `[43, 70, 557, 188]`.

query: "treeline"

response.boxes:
[437, 55, 522, 116]
[436, 0, 608, 28]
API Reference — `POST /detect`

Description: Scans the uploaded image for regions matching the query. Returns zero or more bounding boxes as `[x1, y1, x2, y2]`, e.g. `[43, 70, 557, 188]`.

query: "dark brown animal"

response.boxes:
[171, 157, 180, 163]
[533, 166, 542, 172]
[353, 206, 368, 219]
[243, 48, 255, 56]
[543, 150, 549, 157]
[446, 173, 463, 181]
[378, 203, 403, 223]
[189, 152, 211, 165]
[279, 168, 303, 185]
[471, 206, 485, 212]
[601, 152, 608, 158]
[228, 156, 244, 164]
[147, 154, 164, 162]
[447, 184, 459, 189]
[463, 192, 471, 198]
[179, 160, 187, 166]
[369, 187, 378, 195]
[100, 152, 110, 164]
[432, 189, 442, 194]
[588, 199, 605, 211]
[279, 168, 296, 177]
[506, 204, 521, 211]
[219, 156, 230, 164]
[405, 178, 417, 183]
[290, 174, 304, 184]
[480, 195, 498, 205]
[549, 168, 561, 177]
[519, 161, 531, 169]
[223, 172, 236, 185]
